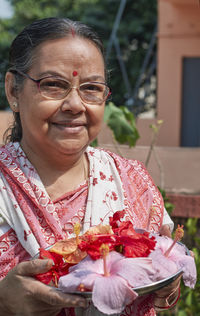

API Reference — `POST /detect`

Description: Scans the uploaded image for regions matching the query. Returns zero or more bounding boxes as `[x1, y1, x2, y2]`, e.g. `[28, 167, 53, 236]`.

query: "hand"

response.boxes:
[154, 274, 182, 310]
[0, 259, 87, 316]
[159, 224, 172, 238]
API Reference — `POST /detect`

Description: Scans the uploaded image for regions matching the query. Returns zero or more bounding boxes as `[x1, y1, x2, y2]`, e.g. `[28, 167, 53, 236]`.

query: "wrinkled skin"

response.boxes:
[0, 259, 86, 316]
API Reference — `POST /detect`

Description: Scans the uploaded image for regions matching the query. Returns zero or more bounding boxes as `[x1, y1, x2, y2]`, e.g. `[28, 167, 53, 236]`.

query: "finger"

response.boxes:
[189, 250, 195, 258]
[159, 224, 171, 237]
[34, 285, 87, 308]
[15, 259, 54, 276]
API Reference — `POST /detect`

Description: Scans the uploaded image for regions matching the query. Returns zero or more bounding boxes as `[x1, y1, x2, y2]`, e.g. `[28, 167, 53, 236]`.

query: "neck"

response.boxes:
[19, 141, 89, 199]
[20, 140, 87, 172]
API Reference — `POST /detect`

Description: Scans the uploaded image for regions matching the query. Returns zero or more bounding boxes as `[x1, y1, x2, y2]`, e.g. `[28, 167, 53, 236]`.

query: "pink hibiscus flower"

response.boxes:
[58, 251, 155, 314]
[149, 234, 197, 288]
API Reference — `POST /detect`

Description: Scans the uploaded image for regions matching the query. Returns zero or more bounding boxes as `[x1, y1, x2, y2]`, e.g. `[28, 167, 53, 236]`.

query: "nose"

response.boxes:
[60, 87, 86, 113]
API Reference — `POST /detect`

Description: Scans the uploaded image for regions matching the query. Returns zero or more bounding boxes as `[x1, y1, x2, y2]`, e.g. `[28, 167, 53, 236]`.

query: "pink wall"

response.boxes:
[156, 0, 200, 146]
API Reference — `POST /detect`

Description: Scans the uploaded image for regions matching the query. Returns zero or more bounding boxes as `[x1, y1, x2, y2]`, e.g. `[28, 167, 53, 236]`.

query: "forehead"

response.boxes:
[31, 37, 105, 76]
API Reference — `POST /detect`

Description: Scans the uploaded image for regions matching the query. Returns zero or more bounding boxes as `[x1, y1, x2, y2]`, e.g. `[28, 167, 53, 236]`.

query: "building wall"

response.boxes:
[156, 0, 200, 146]
[113, 0, 200, 148]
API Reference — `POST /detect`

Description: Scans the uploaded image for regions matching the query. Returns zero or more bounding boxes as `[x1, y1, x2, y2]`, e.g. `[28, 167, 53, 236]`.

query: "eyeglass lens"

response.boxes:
[39, 78, 109, 104]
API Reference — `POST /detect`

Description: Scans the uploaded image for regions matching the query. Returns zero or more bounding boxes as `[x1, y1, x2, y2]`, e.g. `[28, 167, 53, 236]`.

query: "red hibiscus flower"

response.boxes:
[109, 210, 126, 230]
[78, 234, 118, 260]
[117, 234, 156, 258]
[109, 211, 156, 258]
[35, 248, 70, 286]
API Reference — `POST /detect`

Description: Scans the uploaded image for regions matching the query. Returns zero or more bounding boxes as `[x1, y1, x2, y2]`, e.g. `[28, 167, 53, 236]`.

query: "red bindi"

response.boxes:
[73, 71, 78, 77]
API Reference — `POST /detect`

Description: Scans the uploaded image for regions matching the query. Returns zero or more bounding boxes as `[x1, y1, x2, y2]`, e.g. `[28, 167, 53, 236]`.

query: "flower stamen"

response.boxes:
[164, 225, 184, 257]
[100, 244, 110, 277]
[74, 222, 81, 245]
[52, 272, 58, 287]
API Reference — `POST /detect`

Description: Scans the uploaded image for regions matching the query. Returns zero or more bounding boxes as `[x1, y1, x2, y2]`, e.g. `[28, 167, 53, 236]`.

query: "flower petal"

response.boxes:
[149, 249, 178, 280]
[177, 255, 197, 288]
[58, 271, 85, 292]
[59, 268, 99, 292]
[50, 238, 77, 255]
[59, 260, 101, 292]
[69, 255, 104, 274]
[105, 251, 124, 271]
[92, 275, 138, 314]
[112, 257, 155, 287]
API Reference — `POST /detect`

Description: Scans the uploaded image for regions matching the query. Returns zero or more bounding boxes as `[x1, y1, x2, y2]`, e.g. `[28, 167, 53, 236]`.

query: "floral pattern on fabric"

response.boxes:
[122, 294, 156, 316]
[0, 228, 30, 279]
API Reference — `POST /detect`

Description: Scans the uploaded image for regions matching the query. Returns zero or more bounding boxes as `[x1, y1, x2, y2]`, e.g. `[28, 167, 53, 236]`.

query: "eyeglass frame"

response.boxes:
[9, 68, 111, 105]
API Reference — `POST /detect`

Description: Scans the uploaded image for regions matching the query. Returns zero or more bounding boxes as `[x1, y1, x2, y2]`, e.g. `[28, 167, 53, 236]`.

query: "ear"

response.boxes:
[5, 72, 19, 112]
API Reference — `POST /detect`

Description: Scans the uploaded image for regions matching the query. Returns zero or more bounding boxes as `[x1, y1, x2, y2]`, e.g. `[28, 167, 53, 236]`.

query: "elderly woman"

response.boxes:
[0, 17, 179, 316]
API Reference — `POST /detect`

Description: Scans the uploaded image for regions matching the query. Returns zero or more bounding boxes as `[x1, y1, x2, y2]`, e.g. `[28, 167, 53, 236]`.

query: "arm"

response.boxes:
[0, 259, 86, 316]
[160, 207, 174, 237]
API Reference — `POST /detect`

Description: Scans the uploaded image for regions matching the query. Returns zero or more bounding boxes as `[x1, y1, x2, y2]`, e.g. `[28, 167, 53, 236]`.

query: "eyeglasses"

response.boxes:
[9, 69, 111, 105]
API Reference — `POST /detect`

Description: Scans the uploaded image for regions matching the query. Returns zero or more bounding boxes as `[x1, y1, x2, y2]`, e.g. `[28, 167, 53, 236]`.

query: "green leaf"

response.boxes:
[149, 124, 158, 133]
[185, 291, 193, 306]
[90, 138, 98, 147]
[164, 202, 175, 215]
[104, 102, 140, 147]
[186, 218, 198, 235]
[177, 311, 188, 316]
[157, 187, 175, 215]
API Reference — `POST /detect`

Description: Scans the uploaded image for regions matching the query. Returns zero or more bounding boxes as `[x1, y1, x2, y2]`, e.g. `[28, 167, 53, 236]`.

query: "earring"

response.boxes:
[12, 101, 18, 110]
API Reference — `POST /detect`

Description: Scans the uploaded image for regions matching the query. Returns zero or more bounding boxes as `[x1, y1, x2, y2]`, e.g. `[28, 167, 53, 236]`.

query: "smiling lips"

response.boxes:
[52, 120, 86, 133]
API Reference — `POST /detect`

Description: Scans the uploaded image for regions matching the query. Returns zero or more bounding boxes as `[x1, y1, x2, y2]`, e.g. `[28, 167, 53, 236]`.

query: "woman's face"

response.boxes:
[15, 37, 106, 158]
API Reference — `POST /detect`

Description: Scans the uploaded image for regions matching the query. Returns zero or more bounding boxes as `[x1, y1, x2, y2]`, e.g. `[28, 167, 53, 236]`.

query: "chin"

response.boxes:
[55, 140, 89, 156]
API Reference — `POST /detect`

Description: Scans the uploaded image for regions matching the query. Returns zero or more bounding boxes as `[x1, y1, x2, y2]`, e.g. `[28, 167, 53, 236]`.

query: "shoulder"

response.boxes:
[93, 146, 147, 171]
[87, 146, 153, 183]
[93, 146, 162, 195]
[87, 145, 138, 163]
[0, 142, 20, 158]
[0, 142, 13, 152]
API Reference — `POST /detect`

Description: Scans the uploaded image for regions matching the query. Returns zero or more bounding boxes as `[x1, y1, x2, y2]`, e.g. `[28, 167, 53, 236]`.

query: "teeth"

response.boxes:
[52, 122, 84, 127]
